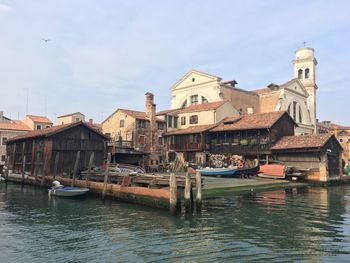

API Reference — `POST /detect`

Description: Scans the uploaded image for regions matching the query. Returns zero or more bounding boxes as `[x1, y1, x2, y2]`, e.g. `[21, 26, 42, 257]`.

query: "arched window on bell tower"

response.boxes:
[298, 69, 303, 79]
[305, 68, 310, 79]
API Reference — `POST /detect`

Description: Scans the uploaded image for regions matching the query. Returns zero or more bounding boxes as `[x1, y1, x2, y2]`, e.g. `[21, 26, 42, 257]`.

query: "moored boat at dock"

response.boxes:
[198, 165, 259, 178]
[48, 181, 89, 197]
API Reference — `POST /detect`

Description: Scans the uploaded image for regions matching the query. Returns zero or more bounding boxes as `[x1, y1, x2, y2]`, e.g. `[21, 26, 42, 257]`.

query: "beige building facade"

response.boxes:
[58, 112, 85, 125]
[169, 47, 318, 135]
[22, 115, 53, 130]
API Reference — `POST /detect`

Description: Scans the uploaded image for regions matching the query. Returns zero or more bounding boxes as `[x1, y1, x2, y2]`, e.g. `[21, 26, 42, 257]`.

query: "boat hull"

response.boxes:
[49, 187, 90, 197]
[199, 165, 259, 178]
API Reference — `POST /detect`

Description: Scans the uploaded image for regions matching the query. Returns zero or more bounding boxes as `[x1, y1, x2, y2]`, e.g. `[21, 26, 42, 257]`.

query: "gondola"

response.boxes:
[198, 165, 260, 178]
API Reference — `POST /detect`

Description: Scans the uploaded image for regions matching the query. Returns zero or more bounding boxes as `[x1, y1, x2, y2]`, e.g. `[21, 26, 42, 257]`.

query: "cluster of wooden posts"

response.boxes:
[3, 152, 202, 214]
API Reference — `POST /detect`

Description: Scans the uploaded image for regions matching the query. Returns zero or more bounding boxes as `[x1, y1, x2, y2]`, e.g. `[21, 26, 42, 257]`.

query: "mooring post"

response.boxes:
[53, 152, 60, 180]
[102, 153, 111, 199]
[71, 151, 81, 187]
[34, 152, 39, 182]
[40, 155, 48, 187]
[169, 173, 178, 215]
[184, 172, 192, 212]
[4, 155, 9, 181]
[86, 152, 94, 187]
[195, 171, 202, 211]
[21, 155, 26, 184]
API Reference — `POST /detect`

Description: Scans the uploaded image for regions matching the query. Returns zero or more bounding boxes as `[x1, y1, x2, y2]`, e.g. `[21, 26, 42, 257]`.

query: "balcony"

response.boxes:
[108, 140, 134, 149]
[210, 142, 272, 155]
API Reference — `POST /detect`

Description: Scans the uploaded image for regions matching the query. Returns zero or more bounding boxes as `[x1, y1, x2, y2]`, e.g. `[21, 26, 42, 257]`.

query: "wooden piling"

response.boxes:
[21, 155, 26, 184]
[34, 152, 39, 182]
[169, 173, 178, 215]
[102, 153, 111, 199]
[86, 152, 94, 187]
[71, 151, 81, 187]
[195, 171, 202, 211]
[4, 155, 9, 180]
[40, 155, 48, 187]
[184, 172, 192, 212]
[53, 152, 60, 180]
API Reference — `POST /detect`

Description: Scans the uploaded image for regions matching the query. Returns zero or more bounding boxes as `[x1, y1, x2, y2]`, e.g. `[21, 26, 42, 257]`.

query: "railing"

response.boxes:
[169, 142, 202, 151]
[108, 140, 134, 149]
[210, 142, 272, 154]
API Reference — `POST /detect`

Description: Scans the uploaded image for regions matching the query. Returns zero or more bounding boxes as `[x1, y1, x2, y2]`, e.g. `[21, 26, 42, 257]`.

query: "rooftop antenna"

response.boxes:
[303, 41, 306, 47]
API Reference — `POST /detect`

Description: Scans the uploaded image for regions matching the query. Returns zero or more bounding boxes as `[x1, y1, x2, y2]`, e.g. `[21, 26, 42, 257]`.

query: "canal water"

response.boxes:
[1, 183, 350, 263]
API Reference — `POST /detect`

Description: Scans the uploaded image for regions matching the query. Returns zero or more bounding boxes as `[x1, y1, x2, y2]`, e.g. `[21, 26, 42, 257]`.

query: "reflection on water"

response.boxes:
[0, 183, 350, 262]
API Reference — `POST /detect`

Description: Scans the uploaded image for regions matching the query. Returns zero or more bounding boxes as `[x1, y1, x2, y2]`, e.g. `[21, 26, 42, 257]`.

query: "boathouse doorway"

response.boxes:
[328, 153, 340, 177]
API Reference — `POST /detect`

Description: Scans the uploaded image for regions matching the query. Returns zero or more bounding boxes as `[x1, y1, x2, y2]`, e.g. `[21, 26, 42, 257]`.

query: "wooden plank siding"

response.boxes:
[168, 133, 206, 152]
[6, 123, 107, 176]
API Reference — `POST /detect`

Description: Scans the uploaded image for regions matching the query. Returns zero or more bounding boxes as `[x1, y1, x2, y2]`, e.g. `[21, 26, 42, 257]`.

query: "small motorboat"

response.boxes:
[49, 181, 89, 197]
[198, 165, 260, 178]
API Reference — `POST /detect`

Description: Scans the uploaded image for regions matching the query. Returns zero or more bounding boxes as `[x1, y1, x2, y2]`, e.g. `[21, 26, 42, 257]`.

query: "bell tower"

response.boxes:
[293, 47, 318, 131]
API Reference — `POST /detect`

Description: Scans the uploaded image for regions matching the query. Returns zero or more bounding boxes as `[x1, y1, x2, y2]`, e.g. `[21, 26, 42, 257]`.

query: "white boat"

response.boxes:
[49, 181, 89, 197]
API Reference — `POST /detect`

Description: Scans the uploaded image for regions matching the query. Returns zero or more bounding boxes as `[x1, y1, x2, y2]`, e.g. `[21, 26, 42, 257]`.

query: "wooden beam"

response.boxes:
[53, 152, 60, 180]
[184, 172, 192, 213]
[71, 151, 81, 187]
[196, 171, 202, 211]
[21, 155, 26, 184]
[102, 152, 111, 199]
[40, 155, 48, 187]
[169, 173, 178, 215]
[86, 152, 94, 187]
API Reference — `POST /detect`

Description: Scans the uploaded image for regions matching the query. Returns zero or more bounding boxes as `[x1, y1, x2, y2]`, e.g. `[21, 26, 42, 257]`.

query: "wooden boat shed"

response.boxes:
[271, 134, 343, 182]
[208, 111, 296, 158]
[6, 122, 108, 177]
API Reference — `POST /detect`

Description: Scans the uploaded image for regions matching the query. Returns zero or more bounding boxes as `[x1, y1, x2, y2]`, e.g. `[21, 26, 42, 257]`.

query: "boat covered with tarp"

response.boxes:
[49, 181, 89, 197]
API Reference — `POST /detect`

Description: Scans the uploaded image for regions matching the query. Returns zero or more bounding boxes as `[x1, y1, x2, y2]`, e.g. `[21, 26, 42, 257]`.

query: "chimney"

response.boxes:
[0, 111, 3, 118]
[89, 118, 93, 124]
[145, 92, 157, 154]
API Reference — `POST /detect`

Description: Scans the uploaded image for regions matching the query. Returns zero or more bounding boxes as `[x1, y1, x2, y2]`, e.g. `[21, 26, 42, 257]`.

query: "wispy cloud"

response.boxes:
[0, 4, 12, 13]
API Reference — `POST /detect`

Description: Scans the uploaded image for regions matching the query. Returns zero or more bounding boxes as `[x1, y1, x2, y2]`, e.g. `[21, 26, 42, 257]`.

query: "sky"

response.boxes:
[0, 0, 350, 124]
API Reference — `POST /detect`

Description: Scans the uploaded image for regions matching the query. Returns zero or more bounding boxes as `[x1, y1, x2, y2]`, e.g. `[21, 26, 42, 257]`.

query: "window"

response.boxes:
[2, 137, 7, 145]
[202, 96, 208, 104]
[298, 69, 303, 79]
[293, 101, 297, 120]
[181, 116, 186, 125]
[120, 119, 125, 128]
[45, 125, 50, 129]
[36, 124, 41, 130]
[75, 118, 80, 122]
[139, 135, 145, 145]
[167, 116, 173, 128]
[174, 117, 178, 128]
[189, 115, 198, 124]
[1, 155, 5, 162]
[305, 68, 310, 79]
[158, 137, 163, 145]
[190, 95, 198, 105]
[137, 120, 146, 129]
[340, 138, 343, 143]
[299, 106, 303, 123]
[157, 122, 164, 130]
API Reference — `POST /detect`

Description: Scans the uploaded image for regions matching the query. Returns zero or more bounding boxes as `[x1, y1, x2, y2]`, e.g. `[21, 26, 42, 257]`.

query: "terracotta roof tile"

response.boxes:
[156, 109, 180, 116]
[26, 115, 53, 124]
[8, 122, 107, 142]
[210, 111, 294, 132]
[271, 134, 335, 150]
[119, 109, 165, 122]
[0, 121, 31, 131]
[166, 124, 217, 135]
[179, 101, 227, 114]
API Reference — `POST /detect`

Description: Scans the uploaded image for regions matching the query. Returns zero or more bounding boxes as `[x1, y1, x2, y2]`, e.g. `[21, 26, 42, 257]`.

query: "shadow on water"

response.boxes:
[0, 183, 350, 262]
